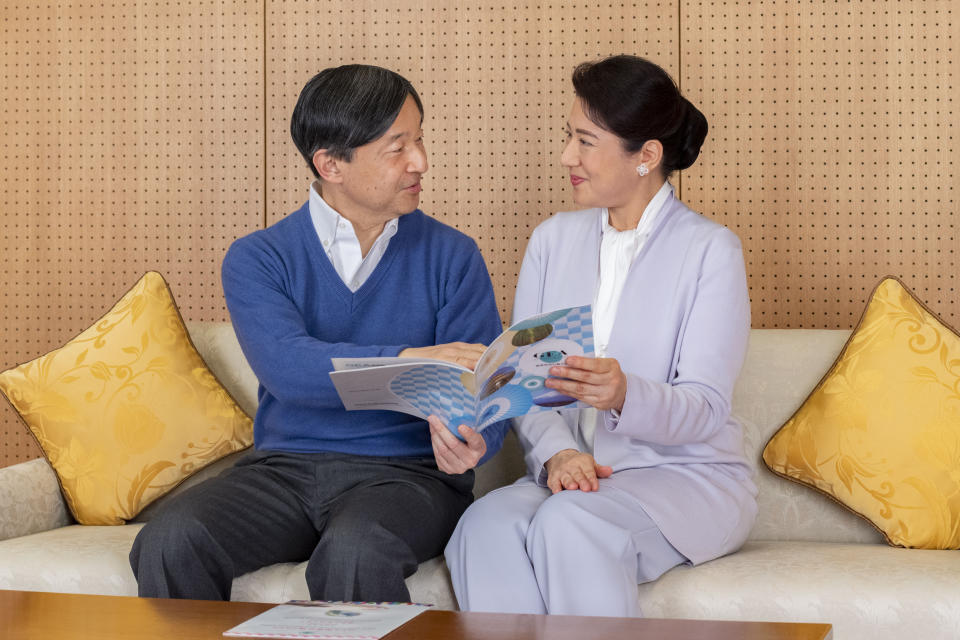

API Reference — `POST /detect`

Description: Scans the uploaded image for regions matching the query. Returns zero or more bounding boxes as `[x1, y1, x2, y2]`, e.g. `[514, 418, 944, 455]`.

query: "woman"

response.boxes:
[428, 54, 757, 617]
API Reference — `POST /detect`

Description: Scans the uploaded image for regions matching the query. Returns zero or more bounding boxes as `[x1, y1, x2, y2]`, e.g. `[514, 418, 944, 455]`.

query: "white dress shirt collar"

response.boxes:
[308, 181, 399, 291]
[308, 182, 399, 251]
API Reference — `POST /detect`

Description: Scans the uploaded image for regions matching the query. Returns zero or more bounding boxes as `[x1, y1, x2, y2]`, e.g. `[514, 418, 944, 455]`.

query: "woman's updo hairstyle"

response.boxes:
[572, 55, 708, 174]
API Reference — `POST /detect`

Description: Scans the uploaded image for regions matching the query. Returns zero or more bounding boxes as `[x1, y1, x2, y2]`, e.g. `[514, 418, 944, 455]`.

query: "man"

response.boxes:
[130, 64, 508, 602]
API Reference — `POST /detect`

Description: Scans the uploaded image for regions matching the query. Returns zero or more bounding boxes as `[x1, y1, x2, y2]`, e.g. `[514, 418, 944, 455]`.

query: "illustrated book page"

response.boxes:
[329, 305, 594, 430]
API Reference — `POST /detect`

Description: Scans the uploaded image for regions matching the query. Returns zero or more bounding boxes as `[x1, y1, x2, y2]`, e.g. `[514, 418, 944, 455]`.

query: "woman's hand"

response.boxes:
[428, 415, 487, 475]
[399, 342, 487, 371]
[544, 449, 613, 494]
[544, 356, 628, 412]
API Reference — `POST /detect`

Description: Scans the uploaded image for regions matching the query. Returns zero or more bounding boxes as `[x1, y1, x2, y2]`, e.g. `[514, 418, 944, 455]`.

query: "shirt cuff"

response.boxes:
[602, 408, 621, 430]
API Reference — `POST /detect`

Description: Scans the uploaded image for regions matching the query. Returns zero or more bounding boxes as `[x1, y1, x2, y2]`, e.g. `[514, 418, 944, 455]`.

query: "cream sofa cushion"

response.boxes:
[231, 557, 455, 609]
[734, 329, 883, 544]
[0, 458, 70, 540]
[0, 522, 456, 608]
[2, 522, 956, 640]
[185, 322, 260, 417]
[763, 278, 960, 549]
[638, 541, 960, 640]
[0, 525, 140, 595]
[0, 276, 253, 525]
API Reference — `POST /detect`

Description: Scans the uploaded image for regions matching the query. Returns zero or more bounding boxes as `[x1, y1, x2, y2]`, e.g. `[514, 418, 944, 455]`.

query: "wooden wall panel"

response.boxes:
[5, 1, 958, 467]
[0, 1, 264, 466]
[681, 0, 959, 328]
[265, 0, 679, 325]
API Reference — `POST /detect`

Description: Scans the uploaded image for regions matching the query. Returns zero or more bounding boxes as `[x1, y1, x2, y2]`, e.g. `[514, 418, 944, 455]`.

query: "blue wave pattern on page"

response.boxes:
[389, 364, 474, 425]
[476, 384, 532, 428]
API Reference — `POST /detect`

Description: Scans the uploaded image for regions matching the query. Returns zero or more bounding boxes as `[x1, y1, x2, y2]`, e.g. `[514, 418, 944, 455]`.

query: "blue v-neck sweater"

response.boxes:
[222, 203, 506, 459]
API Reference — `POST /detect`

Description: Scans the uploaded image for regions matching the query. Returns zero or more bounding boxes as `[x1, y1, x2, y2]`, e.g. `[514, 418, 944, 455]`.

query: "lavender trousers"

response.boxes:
[445, 475, 686, 617]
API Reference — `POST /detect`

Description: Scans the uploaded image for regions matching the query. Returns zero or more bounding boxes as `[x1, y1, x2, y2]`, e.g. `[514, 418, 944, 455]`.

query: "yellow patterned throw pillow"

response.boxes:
[763, 277, 960, 549]
[0, 272, 253, 525]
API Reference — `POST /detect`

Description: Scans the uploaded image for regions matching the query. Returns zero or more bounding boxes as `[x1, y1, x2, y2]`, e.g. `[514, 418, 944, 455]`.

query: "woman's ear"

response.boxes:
[312, 149, 344, 183]
[634, 139, 664, 175]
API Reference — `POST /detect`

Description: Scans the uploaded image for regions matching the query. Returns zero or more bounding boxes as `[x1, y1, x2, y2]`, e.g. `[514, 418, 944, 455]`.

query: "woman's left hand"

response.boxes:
[545, 356, 627, 412]
[428, 415, 487, 475]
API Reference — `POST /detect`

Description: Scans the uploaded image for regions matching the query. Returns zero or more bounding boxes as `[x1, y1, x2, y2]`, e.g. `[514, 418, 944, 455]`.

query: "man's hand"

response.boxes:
[544, 449, 613, 494]
[428, 415, 486, 475]
[544, 356, 628, 412]
[400, 342, 487, 371]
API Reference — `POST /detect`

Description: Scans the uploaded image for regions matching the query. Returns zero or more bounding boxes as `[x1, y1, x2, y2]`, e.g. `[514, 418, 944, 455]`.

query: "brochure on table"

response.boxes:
[329, 305, 594, 430]
[222, 601, 430, 639]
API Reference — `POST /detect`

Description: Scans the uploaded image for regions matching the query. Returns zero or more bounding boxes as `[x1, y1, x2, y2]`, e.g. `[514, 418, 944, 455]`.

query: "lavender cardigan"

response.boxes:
[512, 192, 758, 565]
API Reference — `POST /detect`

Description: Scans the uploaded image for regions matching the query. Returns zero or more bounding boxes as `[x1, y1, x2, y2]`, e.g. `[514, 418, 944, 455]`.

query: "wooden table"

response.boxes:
[0, 589, 833, 640]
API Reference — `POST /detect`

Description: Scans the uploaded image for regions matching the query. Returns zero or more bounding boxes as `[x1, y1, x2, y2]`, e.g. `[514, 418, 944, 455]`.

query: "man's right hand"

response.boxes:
[544, 449, 613, 494]
[399, 342, 487, 370]
[428, 416, 486, 475]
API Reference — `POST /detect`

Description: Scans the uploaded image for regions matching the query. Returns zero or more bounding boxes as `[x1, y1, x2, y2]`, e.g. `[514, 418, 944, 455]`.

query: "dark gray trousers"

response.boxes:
[129, 449, 474, 602]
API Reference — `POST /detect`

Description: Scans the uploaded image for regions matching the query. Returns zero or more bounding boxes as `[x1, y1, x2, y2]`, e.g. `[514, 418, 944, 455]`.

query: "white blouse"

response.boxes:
[577, 180, 674, 454]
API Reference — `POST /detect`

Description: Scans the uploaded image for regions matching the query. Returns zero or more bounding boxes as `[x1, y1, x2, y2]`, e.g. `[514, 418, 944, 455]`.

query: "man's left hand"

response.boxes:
[428, 415, 486, 475]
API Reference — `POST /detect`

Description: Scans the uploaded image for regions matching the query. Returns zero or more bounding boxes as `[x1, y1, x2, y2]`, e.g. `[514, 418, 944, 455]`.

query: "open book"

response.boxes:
[330, 305, 593, 431]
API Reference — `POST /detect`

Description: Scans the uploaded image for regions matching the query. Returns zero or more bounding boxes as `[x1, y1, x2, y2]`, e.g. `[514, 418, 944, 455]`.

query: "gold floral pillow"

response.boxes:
[0, 272, 252, 525]
[763, 277, 960, 549]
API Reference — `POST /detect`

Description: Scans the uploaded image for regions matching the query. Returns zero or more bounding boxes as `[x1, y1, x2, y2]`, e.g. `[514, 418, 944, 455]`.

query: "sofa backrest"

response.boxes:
[734, 329, 882, 544]
[185, 322, 883, 545]
[188, 322, 261, 418]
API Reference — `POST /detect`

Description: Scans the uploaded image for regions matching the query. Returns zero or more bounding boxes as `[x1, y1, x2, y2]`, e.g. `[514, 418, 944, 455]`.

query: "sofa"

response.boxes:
[1, 322, 958, 639]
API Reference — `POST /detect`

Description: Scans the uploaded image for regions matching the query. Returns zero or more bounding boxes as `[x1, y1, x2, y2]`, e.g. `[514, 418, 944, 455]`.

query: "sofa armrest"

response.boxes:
[0, 457, 71, 541]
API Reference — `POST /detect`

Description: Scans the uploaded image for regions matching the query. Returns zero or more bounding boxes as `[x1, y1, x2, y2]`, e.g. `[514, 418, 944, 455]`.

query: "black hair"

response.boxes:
[571, 55, 708, 175]
[290, 64, 423, 178]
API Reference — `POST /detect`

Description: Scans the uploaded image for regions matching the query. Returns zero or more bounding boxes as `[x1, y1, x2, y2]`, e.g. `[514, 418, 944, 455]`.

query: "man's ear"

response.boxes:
[313, 149, 344, 183]
[633, 139, 664, 174]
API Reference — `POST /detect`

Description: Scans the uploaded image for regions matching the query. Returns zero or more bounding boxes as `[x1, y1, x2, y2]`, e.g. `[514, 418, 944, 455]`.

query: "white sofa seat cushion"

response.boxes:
[637, 540, 960, 640]
[231, 557, 455, 608]
[0, 522, 456, 608]
[0, 525, 141, 595]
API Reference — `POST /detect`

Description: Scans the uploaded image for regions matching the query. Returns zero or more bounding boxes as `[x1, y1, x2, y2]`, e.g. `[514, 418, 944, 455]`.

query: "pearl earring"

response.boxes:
[636, 164, 649, 177]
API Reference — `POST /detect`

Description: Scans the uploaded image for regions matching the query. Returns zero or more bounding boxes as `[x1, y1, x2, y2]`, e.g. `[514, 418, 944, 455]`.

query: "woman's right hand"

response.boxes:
[544, 449, 613, 494]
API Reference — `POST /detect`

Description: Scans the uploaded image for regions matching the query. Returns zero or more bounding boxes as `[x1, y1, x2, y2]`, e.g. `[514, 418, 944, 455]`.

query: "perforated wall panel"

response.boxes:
[681, 0, 958, 328]
[3, 1, 958, 468]
[0, 1, 264, 465]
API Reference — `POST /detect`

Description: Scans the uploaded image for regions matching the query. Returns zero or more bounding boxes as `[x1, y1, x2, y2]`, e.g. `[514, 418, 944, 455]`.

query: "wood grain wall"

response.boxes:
[2, 1, 957, 466]
[681, 1, 958, 328]
[0, 0, 265, 465]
